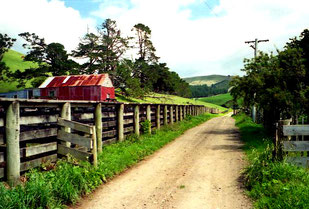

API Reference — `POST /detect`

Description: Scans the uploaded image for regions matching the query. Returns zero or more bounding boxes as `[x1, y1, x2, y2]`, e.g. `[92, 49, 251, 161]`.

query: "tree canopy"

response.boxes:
[9, 32, 79, 87]
[0, 33, 16, 80]
[73, 19, 131, 76]
[2, 20, 192, 98]
[230, 29, 309, 131]
[132, 23, 159, 63]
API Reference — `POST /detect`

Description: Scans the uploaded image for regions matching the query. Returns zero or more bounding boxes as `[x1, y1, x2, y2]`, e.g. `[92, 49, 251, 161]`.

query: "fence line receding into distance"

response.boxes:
[0, 98, 219, 185]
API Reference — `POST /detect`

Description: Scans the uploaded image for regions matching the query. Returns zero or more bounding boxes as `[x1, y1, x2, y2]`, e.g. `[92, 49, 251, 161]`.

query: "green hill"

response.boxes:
[0, 50, 37, 93]
[185, 75, 233, 98]
[198, 93, 233, 106]
[183, 75, 231, 86]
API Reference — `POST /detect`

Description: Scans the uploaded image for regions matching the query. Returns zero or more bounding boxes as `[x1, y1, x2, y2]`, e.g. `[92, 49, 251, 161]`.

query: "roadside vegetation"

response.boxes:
[234, 113, 309, 209]
[230, 29, 309, 132]
[0, 113, 217, 209]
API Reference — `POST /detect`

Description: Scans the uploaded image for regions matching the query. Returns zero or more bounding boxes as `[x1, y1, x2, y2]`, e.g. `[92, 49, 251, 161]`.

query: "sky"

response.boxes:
[1, 0, 309, 78]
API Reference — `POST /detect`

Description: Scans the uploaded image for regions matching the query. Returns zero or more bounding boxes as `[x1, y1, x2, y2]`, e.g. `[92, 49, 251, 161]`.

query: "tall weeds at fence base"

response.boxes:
[0, 113, 217, 209]
[234, 113, 309, 209]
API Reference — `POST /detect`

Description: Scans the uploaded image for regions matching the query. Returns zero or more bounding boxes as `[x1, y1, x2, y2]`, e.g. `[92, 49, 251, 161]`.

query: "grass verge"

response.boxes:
[234, 113, 309, 209]
[116, 92, 227, 112]
[0, 113, 218, 209]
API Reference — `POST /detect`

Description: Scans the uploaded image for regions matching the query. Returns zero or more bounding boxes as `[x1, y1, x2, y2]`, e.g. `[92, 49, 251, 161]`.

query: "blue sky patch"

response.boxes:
[181, 0, 220, 20]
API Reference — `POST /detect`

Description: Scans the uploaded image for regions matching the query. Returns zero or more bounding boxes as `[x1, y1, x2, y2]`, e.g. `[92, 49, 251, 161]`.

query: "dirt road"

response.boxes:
[73, 114, 252, 209]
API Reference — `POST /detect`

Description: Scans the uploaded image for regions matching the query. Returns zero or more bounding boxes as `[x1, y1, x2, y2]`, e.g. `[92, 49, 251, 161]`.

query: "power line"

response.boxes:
[202, 0, 219, 17]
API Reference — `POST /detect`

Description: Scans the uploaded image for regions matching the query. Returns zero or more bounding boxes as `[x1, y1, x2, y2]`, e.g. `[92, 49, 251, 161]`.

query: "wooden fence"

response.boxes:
[275, 119, 309, 167]
[0, 98, 219, 185]
[57, 118, 97, 167]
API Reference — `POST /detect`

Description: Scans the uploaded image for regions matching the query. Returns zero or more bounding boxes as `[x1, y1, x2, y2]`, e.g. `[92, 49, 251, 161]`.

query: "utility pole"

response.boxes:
[245, 38, 269, 123]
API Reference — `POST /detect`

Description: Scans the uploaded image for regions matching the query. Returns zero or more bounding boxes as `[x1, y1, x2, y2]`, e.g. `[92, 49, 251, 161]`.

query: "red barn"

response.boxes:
[39, 74, 115, 101]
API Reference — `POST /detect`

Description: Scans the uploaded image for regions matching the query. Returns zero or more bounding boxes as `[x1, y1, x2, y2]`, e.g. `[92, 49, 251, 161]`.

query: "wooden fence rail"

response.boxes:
[0, 98, 219, 185]
[275, 119, 309, 167]
[57, 118, 97, 167]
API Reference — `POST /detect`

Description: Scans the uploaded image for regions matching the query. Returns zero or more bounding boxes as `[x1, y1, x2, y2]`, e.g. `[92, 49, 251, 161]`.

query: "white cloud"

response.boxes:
[91, 0, 309, 77]
[0, 0, 95, 53]
[1, 0, 308, 77]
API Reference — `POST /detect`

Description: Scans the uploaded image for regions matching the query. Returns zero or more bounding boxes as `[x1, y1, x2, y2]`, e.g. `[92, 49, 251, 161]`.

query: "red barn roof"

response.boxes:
[39, 74, 113, 88]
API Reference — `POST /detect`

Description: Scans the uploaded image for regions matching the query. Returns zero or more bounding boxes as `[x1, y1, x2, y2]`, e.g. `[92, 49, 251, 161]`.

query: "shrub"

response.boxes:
[141, 120, 151, 134]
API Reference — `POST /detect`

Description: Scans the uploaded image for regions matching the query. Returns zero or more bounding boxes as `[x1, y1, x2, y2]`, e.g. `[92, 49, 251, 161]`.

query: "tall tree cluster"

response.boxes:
[230, 29, 309, 132]
[7, 32, 79, 87]
[1, 19, 191, 98]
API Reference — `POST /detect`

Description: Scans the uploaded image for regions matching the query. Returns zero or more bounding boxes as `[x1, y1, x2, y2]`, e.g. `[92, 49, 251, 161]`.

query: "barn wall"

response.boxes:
[40, 88, 58, 99]
[101, 87, 115, 101]
[41, 86, 115, 101]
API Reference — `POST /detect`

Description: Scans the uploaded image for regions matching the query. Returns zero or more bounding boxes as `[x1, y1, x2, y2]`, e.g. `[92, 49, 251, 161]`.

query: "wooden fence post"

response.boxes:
[175, 105, 179, 122]
[146, 105, 151, 134]
[179, 105, 183, 121]
[61, 102, 71, 147]
[118, 104, 124, 141]
[164, 105, 168, 125]
[156, 105, 160, 130]
[170, 105, 174, 124]
[182, 106, 185, 119]
[6, 101, 20, 186]
[91, 126, 97, 167]
[95, 103, 102, 154]
[275, 119, 292, 160]
[134, 105, 140, 136]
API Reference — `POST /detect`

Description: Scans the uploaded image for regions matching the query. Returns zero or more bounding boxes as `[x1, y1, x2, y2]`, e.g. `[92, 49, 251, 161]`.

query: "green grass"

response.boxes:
[183, 74, 231, 86]
[234, 113, 309, 209]
[0, 50, 37, 93]
[0, 113, 218, 209]
[116, 92, 227, 111]
[198, 93, 233, 106]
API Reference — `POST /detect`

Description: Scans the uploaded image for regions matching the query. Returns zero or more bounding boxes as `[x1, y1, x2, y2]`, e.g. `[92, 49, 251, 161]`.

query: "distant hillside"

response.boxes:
[212, 79, 230, 90]
[0, 50, 37, 93]
[183, 75, 231, 86]
[186, 75, 233, 98]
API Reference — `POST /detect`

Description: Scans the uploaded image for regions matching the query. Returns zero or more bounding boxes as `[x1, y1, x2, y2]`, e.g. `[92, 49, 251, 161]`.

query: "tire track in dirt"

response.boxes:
[72, 114, 252, 209]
